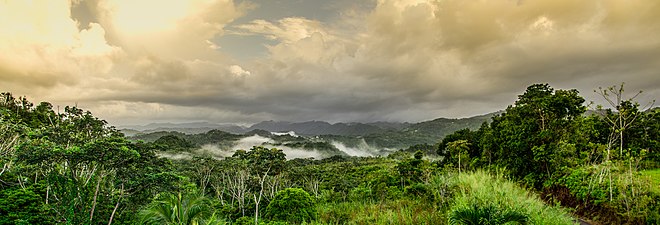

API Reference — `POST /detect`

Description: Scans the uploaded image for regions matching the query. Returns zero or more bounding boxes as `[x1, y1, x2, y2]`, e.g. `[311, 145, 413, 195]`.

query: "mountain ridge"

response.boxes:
[123, 112, 501, 149]
[120, 112, 499, 138]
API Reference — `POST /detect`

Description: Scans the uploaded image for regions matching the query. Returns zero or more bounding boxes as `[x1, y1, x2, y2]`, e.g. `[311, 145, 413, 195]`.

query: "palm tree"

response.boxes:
[139, 192, 226, 225]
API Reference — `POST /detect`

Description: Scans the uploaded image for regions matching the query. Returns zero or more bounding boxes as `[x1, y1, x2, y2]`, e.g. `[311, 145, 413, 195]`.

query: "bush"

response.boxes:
[265, 188, 316, 224]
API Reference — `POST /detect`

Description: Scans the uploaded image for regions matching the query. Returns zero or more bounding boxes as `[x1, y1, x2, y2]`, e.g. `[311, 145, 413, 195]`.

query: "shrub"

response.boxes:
[265, 188, 316, 224]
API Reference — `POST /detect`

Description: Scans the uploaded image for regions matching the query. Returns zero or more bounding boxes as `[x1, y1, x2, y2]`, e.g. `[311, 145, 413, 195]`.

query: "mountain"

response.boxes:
[126, 112, 499, 157]
[405, 112, 496, 137]
[119, 122, 247, 135]
[122, 112, 498, 149]
[321, 112, 499, 149]
[248, 120, 387, 136]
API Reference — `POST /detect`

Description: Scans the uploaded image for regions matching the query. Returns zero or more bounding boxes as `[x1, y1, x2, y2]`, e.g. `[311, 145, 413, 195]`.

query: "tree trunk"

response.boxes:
[89, 176, 102, 223]
[107, 183, 123, 225]
[254, 194, 259, 225]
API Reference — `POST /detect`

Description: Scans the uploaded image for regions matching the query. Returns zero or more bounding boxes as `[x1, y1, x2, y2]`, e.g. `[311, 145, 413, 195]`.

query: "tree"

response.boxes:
[15, 136, 144, 224]
[447, 140, 470, 173]
[265, 188, 316, 224]
[594, 83, 655, 160]
[396, 150, 426, 186]
[154, 135, 195, 152]
[213, 158, 251, 218]
[487, 84, 586, 186]
[232, 146, 286, 225]
[0, 187, 55, 225]
[593, 83, 655, 202]
[2, 94, 179, 224]
[438, 129, 481, 160]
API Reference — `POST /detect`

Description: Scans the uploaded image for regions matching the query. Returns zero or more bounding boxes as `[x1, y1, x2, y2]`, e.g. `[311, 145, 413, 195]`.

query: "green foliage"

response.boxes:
[0, 93, 182, 224]
[557, 164, 659, 223]
[396, 150, 426, 185]
[0, 187, 54, 225]
[641, 169, 660, 194]
[317, 199, 445, 225]
[485, 84, 586, 186]
[398, 143, 437, 156]
[233, 146, 286, 176]
[153, 135, 195, 152]
[139, 191, 219, 225]
[2, 85, 658, 225]
[446, 140, 470, 172]
[265, 188, 316, 224]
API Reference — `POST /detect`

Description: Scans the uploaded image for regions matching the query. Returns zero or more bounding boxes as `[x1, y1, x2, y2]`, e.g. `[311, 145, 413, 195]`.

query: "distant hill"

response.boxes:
[248, 120, 386, 136]
[244, 113, 494, 138]
[405, 112, 495, 137]
[123, 112, 498, 149]
[119, 122, 247, 135]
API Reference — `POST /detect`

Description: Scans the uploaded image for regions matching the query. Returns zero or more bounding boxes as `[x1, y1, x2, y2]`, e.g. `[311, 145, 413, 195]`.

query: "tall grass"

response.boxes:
[449, 170, 576, 225]
[641, 169, 660, 194]
[310, 171, 576, 225]
[315, 198, 444, 225]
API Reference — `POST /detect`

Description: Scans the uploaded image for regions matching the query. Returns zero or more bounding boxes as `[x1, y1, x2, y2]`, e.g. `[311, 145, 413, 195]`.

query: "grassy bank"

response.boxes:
[311, 171, 576, 225]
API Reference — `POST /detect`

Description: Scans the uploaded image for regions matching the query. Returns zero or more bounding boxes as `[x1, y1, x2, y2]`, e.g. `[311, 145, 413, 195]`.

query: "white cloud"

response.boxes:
[229, 65, 251, 76]
[233, 17, 328, 44]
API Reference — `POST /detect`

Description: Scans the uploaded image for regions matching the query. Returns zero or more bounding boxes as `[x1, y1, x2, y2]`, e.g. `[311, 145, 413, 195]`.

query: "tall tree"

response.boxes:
[594, 83, 655, 160]
[233, 146, 286, 225]
[447, 140, 470, 173]
[488, 84, 585, 185]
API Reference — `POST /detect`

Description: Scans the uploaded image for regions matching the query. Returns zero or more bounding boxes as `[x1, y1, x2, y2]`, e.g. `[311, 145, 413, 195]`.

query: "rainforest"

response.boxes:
[1, 83, 658, 224]
[3, 1, 660, 224]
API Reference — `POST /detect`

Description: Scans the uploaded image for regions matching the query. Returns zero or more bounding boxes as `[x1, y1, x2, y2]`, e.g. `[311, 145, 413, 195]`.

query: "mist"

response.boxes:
[331, 140, 377, 157]
[193, 134, 383, 160]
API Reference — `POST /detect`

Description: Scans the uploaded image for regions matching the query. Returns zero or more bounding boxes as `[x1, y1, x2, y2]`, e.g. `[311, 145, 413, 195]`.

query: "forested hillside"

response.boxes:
[127, 113, 495, 154]
[1, 83, 658, 224]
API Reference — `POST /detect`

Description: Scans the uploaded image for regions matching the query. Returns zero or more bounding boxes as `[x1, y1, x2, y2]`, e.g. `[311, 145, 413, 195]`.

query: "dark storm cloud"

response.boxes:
[2, 0, 659, 125]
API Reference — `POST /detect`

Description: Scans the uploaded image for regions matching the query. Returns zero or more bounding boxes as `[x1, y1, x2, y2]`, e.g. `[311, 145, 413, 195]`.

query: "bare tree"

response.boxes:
[222, 169, 251, 216]
[594, 83, 655, 159]
[593, 83, 655, 201]
[253, 167, 270, 225]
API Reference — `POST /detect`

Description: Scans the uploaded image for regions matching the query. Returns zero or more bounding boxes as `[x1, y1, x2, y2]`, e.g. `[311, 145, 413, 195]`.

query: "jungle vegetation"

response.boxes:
[0, 83, 658, 224]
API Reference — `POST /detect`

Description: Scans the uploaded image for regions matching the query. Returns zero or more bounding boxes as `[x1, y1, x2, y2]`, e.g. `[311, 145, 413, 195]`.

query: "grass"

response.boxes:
[449, 171, 577, 225]
[308, 171, 577, 225]
[641, 168, 660, 194]
[315, 199, 444, 225]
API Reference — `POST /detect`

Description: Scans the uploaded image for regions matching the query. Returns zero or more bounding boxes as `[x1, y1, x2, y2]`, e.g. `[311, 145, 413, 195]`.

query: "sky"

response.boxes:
[1, 0, 659, 126]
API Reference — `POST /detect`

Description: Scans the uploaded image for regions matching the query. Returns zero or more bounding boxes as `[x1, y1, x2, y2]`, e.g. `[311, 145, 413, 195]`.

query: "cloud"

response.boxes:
[0, 0, 120, 92]
[229, 65, 251, 76]
[232, 17, 328, 44]
[93, 0, 252, 60]
[1, 0, 659, 125]
[266, 0, 656, 120]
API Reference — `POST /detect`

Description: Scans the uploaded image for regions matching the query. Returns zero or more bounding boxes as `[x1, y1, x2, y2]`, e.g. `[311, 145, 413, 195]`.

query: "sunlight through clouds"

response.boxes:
[1, 0, 659, 125]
